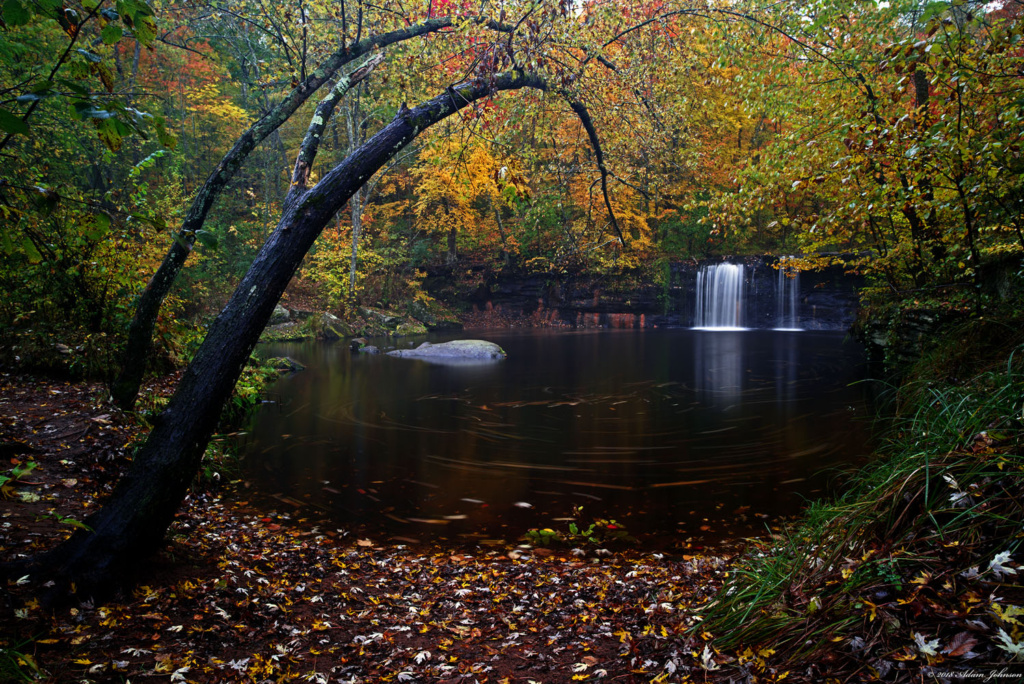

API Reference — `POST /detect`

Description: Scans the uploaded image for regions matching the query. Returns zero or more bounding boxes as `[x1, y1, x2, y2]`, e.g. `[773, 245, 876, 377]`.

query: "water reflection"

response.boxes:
[693, 330, 744, 403]
[245, 329, 872, 548]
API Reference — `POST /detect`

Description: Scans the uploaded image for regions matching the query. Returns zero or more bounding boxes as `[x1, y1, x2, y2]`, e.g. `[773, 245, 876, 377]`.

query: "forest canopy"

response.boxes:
[1, 0, 1021, 367]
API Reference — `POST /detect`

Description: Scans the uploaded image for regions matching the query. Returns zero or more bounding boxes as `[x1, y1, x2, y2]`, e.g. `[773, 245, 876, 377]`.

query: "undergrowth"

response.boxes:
[698, 326, 1024, 681]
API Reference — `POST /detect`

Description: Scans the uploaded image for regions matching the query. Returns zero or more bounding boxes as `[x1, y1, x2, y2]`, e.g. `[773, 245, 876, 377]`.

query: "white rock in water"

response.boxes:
[386, 340, 506, 360]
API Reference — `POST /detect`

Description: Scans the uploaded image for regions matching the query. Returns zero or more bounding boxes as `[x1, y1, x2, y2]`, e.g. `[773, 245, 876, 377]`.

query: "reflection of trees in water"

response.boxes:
[245, 331, 871, 541]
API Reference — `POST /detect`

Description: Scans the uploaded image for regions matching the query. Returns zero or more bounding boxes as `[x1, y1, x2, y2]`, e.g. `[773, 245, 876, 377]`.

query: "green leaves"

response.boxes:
[1, 0, 30, 26]
[20, 236, 42, 263]
[115, 0, 157, 46]
[0, 107, 28, 135]
[92, 115, 131, 151]
[195, 230, 219, 250]
[100, 22, 123, 44]
[82, 210, 112, 241]
[153, 116, 176, 149]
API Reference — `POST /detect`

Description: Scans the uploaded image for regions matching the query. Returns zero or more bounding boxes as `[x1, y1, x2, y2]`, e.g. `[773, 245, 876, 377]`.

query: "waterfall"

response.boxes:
[775, 257, 801, 330]
[694, 263, 745, 329]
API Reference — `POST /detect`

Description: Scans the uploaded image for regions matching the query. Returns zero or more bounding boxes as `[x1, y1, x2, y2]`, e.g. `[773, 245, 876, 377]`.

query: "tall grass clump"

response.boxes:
[696, 335, 1024, 681]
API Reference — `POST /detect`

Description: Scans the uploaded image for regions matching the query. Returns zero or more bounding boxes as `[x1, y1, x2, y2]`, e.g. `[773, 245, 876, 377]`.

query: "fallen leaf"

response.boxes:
[943, 632, 978, 657]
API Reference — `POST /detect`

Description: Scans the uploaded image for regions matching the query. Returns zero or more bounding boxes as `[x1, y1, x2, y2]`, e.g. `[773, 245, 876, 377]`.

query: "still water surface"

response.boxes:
[245, 330, 873, 548]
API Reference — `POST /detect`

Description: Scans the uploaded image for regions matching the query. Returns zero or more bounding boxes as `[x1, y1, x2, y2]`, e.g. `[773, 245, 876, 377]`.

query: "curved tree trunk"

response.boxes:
[109, 18, 458, 410]
[31, 72, 546, 600]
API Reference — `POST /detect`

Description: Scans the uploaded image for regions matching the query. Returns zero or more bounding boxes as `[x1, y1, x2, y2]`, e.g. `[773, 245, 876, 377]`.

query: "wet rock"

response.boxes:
[407, 298, 437, 326]
[266, 356, 305, 372]
[312, 313, 352, 341]
[387, 340, 506, 360]
[350, 338, 380, 354]
[359, 307, 405, 330]
[407, 298, 464, 331]
[395, 321, 428, 336]
[269, 304, 291, 325]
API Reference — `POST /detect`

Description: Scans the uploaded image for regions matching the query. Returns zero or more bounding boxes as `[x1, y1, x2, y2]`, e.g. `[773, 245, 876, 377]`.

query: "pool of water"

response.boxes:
[243, 329, 874, 549]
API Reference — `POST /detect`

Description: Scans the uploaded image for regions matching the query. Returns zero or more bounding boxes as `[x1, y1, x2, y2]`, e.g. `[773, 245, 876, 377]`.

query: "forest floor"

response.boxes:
[0, 374, 732, 683]
[2, 371, 1022, 684]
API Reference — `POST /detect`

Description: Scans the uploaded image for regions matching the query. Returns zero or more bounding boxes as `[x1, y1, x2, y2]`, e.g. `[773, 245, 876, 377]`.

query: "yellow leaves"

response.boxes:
[992, 603, 1024, 626]
[910, 571, 932, 586]
[862, 598, 879, 622]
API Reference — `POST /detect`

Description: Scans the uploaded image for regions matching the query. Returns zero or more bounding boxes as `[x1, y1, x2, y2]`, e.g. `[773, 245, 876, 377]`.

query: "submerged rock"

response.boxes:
[265, 356, 305, 372]
[349, 338, 381, 354]
[386, 340, 506, 360]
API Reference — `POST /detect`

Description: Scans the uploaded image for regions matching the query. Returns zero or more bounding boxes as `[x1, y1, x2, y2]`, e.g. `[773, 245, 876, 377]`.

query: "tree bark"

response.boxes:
[109, 18, 460, 410]
[29, 71, 546, 600]
[345, 85, 367, 292]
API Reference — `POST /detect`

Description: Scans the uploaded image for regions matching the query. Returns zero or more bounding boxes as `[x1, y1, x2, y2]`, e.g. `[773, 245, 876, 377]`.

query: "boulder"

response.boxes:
[359, 307, 405, 329]
[387, 340, 506, 361]
[259, 321, 306, 342]
[269, 304, 292, 325]
[312, 312, 353, 341]
[265, 356, 305, 372]
[407, 298, 464, 331]
[407, 298, 437, 326]
[395, 321, 429, 337]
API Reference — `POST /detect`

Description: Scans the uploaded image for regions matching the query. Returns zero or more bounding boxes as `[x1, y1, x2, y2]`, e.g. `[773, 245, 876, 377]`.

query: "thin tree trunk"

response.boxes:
[495, 207, 511, 270]
[346, 87, 365, 293]
[349, 187, 363, 291]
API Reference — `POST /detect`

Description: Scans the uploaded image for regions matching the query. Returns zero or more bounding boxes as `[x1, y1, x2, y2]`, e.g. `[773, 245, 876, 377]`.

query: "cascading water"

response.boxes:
[775, 257, 801, 331]
[694, 263, 745, 329]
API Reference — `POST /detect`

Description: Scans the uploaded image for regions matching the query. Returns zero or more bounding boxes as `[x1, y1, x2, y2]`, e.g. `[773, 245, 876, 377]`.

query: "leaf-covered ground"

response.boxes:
[3, 373, 1023, 683]
[0, 374, 730, 682]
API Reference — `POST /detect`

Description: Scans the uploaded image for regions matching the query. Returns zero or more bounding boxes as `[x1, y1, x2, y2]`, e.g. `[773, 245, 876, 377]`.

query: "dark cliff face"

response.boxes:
[432, 257, 863, 331]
